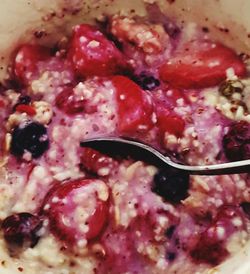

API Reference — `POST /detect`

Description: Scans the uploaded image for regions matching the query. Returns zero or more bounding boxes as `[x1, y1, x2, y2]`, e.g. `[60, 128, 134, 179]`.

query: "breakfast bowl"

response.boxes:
[0, 0, 250, 273]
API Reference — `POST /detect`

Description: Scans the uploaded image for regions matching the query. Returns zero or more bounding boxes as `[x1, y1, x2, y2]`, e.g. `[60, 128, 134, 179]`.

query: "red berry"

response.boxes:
[215, 205, 245, 235]
[14, 44, 50, 85]
[153, 90, 186, 137]
[0, 99, 5, 108]
[80, 147, 118, 176]
[55, 86, 99, 115]
[159, 43, 246, 89]
[156, 106, 185, 137]
[190, 240, 228, 266]
[112, 75, 154, 134]
[56, 87, 86, 115]
[15, 104, 36, 116]
[2, 213, 43, 250]
[190, 205, 245, 266]
[67, 24, 128, 77]
[42, 179, 109, 248]
[223, 121, 250, 161]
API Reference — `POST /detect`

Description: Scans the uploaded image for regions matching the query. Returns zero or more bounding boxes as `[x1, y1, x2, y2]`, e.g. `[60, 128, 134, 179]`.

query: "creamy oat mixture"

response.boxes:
[0, 12, 250, 274]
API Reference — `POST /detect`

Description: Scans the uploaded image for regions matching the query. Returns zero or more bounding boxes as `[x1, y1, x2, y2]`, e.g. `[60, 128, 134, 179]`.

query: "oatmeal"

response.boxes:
[0, 10, 249, 274]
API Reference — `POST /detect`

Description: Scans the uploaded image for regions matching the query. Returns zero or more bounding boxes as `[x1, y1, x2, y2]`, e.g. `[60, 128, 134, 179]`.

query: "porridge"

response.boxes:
[0, 9, 249, 274]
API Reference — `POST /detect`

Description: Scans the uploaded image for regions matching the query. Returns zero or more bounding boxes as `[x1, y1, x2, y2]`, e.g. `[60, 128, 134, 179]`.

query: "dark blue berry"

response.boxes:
[163, 21, 181, 38]
[2, 213, 43, 249]
[165, 225, 176, 239]
[132, 72, 160, 91]
[152, 168, 189, 203]
[10, 122, 49, 158]
[13, 95, 32, 111]
[17, 95, 32, 105]
[166, 252, 176, 262]
[222, 121, 250, 161]
[241, 202, 250, 219]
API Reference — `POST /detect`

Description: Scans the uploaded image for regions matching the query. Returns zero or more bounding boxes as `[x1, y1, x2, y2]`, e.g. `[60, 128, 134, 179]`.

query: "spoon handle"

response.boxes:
[81, 137, 250, 176]
[162, 156, 250, 175]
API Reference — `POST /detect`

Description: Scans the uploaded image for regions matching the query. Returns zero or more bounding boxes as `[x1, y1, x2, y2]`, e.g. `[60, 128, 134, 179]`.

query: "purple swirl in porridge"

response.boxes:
[0, 11, 249, 274]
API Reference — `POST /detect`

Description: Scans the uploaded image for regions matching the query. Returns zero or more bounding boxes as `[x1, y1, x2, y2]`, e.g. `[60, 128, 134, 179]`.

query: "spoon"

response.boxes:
[80, 137, 250, 175]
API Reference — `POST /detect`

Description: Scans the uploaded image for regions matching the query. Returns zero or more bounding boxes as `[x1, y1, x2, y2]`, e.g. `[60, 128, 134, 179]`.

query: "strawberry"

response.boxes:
[80, 147, 118, 176]
[112, 76, 154, 134]
[67, 24, 128, 77]
[14, 44, 50, 85]
[42, 179, 109, 248]
[156, 109, 185, 137]
[55, 87, 86, 115]
[159, 43, 246, 89]
[154, 89, 186, 137]
[0, 99, 5, 108]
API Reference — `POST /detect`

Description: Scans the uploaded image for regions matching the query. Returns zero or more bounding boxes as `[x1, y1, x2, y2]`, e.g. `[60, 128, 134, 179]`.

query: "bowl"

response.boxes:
[0, 1, 249, 273]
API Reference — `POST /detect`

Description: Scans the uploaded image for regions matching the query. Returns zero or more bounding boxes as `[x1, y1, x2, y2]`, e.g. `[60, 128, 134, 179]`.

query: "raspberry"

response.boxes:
[222, 121, 250, 161]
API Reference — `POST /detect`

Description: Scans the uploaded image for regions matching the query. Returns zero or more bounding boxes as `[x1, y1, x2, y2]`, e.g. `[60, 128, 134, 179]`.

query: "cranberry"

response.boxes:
[152, 168, 190, 203]
[2, 213, 43, 249]
[222, 121, 250, 161]
[15, 104, 36, 116]
[42, 179, 109, 248]
[10, 122, 49, 159]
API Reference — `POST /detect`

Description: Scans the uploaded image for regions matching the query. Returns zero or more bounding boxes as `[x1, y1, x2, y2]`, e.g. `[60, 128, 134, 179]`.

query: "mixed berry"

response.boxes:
[2, 213, 43, 251]
[0, 11, 250, 274]
[10, 122, 49, 159]
[223, 121, 250, 161]
[42, 178, 109, 248]
[131, 72, 160, 91]
[152, 168, 190, 203]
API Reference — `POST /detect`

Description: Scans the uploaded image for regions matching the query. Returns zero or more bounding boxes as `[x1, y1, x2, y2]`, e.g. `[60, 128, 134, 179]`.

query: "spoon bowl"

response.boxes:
[80, 137, 250, 176]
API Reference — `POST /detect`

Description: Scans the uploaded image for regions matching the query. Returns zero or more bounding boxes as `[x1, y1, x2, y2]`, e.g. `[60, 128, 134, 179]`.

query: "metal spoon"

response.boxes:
[80, 137, 250, 175]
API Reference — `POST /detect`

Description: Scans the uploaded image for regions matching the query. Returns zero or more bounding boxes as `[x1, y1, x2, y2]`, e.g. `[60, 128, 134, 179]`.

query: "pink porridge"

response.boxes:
[0, 11, 250, 274]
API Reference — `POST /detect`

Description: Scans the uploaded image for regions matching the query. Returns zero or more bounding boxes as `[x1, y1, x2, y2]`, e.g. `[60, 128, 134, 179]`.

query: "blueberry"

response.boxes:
[152, 168, 189, 203]
[165, 225, 176, 239]
[10, 122, 49, 158]
[132, 72, 160, 91]
[166, 251, 176, 262]
[13, 95, 32, 111]
[163, 21, 181, 38]
[222, 121, 250, 161]
[240, 202, 250, 219]
[2, 213, 43, 249]
[17, 95, 32, 105]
